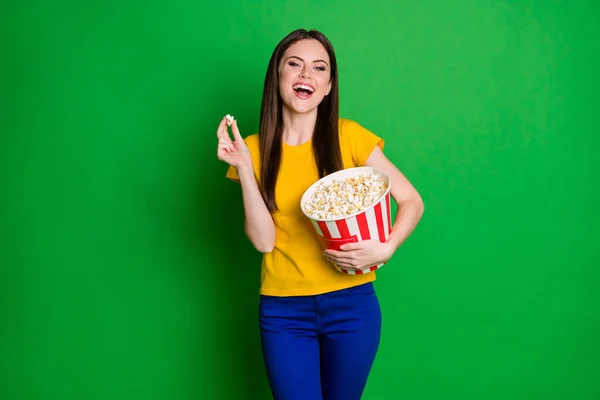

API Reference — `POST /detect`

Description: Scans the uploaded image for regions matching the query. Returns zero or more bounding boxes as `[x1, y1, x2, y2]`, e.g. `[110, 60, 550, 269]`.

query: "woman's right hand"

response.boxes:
[216, 116, 252, 170]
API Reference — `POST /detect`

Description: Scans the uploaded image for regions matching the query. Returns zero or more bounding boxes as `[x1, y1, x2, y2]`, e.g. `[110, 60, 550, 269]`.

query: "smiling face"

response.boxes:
[277, 39, 332, 116]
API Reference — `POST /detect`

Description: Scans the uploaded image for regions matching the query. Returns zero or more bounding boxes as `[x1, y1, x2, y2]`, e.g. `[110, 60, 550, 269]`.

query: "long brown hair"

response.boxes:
[258, 29, 343, 213]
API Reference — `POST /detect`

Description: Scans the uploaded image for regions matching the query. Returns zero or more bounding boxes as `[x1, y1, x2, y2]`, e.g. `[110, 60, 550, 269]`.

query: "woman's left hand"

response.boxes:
[323, 240, 395, 271]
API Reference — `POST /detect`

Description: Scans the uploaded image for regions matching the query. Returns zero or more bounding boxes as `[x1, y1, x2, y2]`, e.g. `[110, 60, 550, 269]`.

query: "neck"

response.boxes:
[281, 106, 317, 146]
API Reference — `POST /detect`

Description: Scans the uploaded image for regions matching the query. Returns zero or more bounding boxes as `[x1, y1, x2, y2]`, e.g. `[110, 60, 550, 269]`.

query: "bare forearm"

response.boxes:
[237, 166, 276, 253]
[386, 198, 425, 251]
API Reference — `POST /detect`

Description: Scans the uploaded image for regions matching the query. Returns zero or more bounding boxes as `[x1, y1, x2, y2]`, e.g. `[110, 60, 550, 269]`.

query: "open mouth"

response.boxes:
[293, 83, 315, 99]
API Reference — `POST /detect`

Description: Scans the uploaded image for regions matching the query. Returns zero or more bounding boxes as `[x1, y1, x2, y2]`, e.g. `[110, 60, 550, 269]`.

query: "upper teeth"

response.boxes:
[293, 84, 314, 93]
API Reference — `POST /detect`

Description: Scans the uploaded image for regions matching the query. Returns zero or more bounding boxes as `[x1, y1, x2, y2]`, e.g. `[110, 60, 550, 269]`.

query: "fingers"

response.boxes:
[231, 119, 243, 141]
[323, 254, 352, 269]
[331, 260, 363, 271]
[323, 249, 354, 260]
[218, 136, 236, 153]
[335, 258, 369, 271]
[216, 117, 228, 139]
[217, 115, 250, 160]
[338, 265, 361, 271]
[217, 115, 243, 143]
[339, 242, 363, 251]
[230, 120, 251, 155]
[217, 116, 235, 149]
[323, 248, 370, 270]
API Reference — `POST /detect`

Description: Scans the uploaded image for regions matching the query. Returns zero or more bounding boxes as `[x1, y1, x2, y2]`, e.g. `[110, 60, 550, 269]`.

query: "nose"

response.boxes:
[299, 65, 313, 79]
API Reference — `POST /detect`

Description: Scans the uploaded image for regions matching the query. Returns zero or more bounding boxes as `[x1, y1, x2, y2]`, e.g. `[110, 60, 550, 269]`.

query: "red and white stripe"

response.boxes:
[312, 192, 392, 275]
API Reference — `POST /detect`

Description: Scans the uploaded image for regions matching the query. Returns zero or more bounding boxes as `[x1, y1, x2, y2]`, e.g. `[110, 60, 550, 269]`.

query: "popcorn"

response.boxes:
[225, 114, 235, 126]
[303, 173, 388, 219]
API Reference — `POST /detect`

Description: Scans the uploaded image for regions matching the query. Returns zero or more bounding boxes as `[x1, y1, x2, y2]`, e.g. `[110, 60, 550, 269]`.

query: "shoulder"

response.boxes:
[338, 117, 385, 166]
[338, 117, 383, 143]
[338, 117, 356, 128]
[338, 117, 357, 134]
[338, 117, 379, 138]
[244, 133, 260, 147]
[243, 133, 260, 157]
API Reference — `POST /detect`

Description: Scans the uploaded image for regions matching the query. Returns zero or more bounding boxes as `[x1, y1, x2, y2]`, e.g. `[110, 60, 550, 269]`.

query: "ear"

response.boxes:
[325, 79, 332, 96]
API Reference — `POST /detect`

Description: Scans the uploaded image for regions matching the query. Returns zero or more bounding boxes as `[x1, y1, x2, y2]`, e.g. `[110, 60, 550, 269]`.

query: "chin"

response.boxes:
[291, 105, 318, 115]
[283, 96, 323, 115]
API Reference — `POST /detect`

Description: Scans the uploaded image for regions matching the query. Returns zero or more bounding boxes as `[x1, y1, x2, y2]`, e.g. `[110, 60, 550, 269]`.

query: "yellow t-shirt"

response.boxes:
[225, 118, 385, 296]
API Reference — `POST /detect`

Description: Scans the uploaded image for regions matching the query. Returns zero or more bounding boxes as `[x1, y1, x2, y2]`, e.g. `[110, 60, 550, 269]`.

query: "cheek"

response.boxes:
[279, 67, 295, 83]
[278, 75, 294, 94]
[318, 77, 331, 93]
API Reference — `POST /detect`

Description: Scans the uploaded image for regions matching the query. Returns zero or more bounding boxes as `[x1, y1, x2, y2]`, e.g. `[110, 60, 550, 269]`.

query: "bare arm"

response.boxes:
[217, 116, 275, 253]
[365, 145, 424, 251]
[323, 145, 424, 270]
[236, 165, 276, 253]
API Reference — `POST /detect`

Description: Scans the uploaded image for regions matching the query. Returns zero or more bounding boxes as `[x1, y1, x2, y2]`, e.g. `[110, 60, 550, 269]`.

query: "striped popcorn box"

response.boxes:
[301, 167, 393, 275]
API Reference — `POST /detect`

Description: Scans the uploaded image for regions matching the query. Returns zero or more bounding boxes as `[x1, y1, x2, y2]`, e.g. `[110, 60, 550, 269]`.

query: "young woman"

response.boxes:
[216, 29, 424, 400]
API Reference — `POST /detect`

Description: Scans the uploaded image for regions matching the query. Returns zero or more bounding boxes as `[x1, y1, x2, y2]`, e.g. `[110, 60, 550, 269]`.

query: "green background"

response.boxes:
[2, 0, 599, 399]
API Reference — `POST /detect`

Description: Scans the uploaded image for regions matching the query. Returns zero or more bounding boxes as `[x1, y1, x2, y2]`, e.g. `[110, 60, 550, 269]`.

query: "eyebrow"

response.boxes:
[286, 55, 329, 67]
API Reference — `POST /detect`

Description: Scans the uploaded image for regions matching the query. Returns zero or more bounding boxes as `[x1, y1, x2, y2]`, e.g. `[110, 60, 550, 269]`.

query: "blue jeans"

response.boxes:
[259, 282, 382, 400]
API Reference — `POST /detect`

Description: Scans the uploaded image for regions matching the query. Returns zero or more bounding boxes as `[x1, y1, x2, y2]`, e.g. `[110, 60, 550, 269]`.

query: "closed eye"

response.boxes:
[288, 61, 301, 67]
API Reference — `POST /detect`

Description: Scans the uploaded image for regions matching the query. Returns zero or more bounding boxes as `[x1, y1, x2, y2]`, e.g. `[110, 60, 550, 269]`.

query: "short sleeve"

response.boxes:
[341, 119, 385, 166]
[225, 164, 240, 182]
